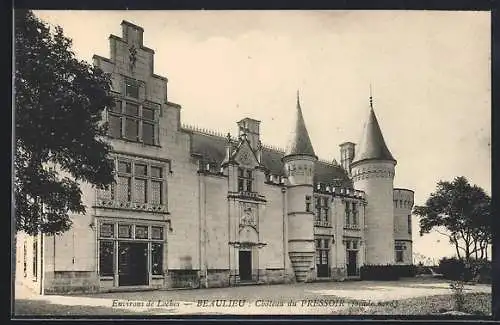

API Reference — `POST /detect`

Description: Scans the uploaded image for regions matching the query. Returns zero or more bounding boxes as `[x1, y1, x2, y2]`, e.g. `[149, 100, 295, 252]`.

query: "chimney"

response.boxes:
[237, 118, 261, 151]
[121, 20, 144, 47]
[339, 142, 356, 176]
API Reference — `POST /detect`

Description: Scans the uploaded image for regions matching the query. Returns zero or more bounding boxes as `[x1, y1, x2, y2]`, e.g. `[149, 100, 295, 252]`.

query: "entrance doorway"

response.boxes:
[238, 250, 252, 281]
[118, 242, 149, 286]
[316, 238, 330, 278]
[347, 250, 358, 276]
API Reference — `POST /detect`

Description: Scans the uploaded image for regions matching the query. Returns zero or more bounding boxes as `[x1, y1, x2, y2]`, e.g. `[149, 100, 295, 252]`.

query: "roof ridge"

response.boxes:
[181, 123, 228, 139]
[262, 143, 286, 153]
[317, 157, 340, 166]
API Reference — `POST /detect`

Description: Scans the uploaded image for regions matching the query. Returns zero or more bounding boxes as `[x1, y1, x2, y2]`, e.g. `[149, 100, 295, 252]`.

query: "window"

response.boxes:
[151, 243, 163, 275]
[116, 162, 132, 202]
[98, 222, 165, 279]
[315, 239, 322, 265]
[125, 102, 139, 116]
[322, 197, 329, 222]
[125, 117, 139, 141]
[151, 166, 162, 178]
[125, 79, 139, 98]
[314, 197, 330, 226]
[112, 160, 165, 206]
[408, 215, 412, 234]
[135, 225, 148, 239]
[315, 238, 330, 266]
[152, 227, 164, 240]
[108, 113, 122, 138]
[395, 243, 405, 263]
[118, 224, 132, 238]
[100, 223, 115, 238]
[345, 201, 351, 225]
[305, 196, 312, 212]
[32, 240, 38, 279]
[119, 161, 131, 173]
[107, 97, 158, 146]
[315, 197, 321, 222]
[352, 203, 358, 226]
[238, 167, 254, 192]
[134, 164, 148, 204]
[143, 122, 155, 145]
[396, 250, 404, 263]
[99, 241, 114, 276]
[346, 239, 359, 251]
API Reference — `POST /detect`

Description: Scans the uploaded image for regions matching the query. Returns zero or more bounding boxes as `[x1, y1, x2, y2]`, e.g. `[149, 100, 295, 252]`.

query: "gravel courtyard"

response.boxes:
[14, 278, 491, 316]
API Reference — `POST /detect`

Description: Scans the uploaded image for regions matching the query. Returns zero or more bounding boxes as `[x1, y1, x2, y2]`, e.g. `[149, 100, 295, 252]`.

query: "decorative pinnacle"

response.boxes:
[297, 89, 300, 107]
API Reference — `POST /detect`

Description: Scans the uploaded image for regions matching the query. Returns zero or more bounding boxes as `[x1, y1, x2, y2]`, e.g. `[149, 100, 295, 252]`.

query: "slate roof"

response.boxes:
[187, 129, 352, 188]
[284, 94, 316, 157]
[352, 106, 396, 165]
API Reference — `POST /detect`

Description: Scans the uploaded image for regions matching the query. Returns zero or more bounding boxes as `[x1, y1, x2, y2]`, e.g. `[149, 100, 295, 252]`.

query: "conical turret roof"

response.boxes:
[352, 99, 396, 165]
[284, 91, 316, 158]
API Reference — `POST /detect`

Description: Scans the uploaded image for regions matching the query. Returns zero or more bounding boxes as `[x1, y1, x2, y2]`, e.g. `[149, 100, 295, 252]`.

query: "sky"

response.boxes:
[32, 10, 491, 262]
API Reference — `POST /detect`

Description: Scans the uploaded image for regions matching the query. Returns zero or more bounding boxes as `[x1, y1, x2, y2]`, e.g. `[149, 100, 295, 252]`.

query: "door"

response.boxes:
[316, 250, 330, 278]
[239, 250, 252, 281]
[347, 250, 358, 276]
[118, 242, 149, 286]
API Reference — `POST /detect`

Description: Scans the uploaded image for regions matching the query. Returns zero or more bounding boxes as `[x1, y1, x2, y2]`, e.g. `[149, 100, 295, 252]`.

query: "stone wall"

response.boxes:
[330, 267, 347, 281]
[44, 271, 99, 294]
[206, 269, 230, 288]
[167, 270, 200, 289]
[257, 268, 295, 284]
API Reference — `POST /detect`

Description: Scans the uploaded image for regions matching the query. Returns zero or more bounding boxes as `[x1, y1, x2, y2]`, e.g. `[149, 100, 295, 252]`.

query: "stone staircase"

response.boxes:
[289, 252, 314, 282]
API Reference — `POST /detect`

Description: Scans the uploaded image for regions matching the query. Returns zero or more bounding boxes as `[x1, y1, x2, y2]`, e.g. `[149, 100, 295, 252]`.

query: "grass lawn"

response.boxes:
[14, 293, 491, 317]
[335, 293, 491, 316]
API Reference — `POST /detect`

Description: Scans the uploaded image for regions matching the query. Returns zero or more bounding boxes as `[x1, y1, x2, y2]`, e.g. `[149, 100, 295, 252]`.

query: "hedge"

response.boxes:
[360, 264, 416, 281]
[437, 257, 491, 283]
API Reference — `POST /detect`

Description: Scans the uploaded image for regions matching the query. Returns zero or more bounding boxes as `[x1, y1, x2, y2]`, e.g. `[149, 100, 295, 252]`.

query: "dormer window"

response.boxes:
[238, 167, 253, 192]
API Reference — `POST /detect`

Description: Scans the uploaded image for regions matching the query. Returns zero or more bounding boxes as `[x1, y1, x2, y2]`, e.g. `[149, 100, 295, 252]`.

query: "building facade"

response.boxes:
[15, 21, 414, 294]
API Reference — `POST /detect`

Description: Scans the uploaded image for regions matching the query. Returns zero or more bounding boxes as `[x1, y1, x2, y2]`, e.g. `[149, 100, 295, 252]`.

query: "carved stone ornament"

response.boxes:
[240, 206, 256, 227]
[129, 45, 137, 70]
[239, 149, 252, 166]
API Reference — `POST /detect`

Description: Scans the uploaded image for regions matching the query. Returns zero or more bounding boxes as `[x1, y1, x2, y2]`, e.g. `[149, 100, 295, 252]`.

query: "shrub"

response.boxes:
[449, 280, 466, 312]
[360, 265, 400, 281]
[393, 264, 417, 277]
[438, 257, 468, 280]
[438, 257, 490, 282]
[469, 259, 492, 284]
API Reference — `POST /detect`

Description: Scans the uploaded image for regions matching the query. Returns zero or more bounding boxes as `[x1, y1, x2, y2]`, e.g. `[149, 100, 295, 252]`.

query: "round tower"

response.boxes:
[351, 96, 397, 265]
[393, 188, 414, 264]
[283, 91, 317, 282]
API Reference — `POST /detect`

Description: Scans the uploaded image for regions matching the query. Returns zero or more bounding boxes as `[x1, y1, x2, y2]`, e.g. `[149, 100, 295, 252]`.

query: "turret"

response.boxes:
[393, 188, 414, 264]
[351, 94, 396, 265]
[282, 91, 317, 282]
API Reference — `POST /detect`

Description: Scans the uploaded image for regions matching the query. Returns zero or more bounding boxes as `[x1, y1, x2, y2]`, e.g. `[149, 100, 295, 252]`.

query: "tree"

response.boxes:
[15, 10, 115, 236]
[413, 176, 491, 265]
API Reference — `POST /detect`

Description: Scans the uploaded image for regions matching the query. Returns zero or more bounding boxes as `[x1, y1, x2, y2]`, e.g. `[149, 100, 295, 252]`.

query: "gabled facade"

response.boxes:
[16, 21, 414, 294]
